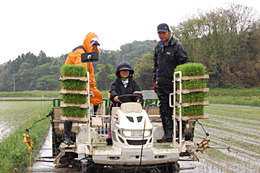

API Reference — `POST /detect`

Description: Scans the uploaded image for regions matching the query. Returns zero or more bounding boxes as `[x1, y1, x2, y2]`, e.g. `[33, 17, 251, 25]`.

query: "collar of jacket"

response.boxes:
[159, 36, 177, 47]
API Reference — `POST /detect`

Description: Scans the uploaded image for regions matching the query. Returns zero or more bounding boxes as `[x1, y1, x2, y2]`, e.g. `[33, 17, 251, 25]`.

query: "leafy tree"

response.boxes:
[171, 3, 260, 88]
[2, 17, 260, 92]
[95, 64, 115, 90]
[0, 51, 65, 91]
[120, 40, 157, 67]
[0, 40, 156, 91]
[36, 75, 60, 90]
[134, 52, 154, 90]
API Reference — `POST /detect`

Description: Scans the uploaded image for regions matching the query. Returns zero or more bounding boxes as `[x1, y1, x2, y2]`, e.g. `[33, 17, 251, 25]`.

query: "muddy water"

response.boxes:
[28, 127, 55, 172]
[29, 126, 78, 172]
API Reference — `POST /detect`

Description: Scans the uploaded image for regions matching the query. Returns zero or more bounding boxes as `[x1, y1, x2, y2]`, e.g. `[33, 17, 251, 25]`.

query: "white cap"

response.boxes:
[91, 37, 100, 45]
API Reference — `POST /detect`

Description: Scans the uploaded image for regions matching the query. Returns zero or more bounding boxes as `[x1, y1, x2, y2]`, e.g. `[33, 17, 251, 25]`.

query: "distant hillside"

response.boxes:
[0, 40, 157, 91]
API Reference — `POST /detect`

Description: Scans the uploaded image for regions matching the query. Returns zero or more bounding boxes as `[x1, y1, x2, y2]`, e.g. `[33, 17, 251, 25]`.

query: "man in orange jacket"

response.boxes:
[64, 32, 103, 145]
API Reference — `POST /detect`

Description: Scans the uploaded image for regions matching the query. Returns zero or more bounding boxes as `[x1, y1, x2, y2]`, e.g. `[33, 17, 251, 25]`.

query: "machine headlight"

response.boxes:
[122, 130, 152, 137]
[122, 130, 132, 137]
[143, 130, 152, 137]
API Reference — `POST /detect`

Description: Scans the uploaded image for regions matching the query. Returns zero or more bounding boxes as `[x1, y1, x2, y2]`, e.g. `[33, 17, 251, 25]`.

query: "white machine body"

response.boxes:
[111, 102, 153, 149]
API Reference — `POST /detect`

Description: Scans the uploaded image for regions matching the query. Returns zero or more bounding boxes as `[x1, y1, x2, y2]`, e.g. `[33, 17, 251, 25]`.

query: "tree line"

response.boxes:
[0, 41, 157, 92]
[0, 3, 259, 92]
[171, 3, 260, 88]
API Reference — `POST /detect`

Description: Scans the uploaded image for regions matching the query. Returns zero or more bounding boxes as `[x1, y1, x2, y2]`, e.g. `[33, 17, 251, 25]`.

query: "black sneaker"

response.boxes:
[64, 137, 74, 145]
[157, 135, 173, 143]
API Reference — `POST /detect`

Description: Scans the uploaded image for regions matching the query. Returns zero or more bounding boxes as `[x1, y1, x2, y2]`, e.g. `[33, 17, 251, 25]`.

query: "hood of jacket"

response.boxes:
[116, 61, 134, 78]
[82, 32, 100, 53]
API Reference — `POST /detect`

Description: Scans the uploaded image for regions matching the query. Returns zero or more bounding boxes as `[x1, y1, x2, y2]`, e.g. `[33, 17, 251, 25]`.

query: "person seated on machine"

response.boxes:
[106, 61, 143, 145]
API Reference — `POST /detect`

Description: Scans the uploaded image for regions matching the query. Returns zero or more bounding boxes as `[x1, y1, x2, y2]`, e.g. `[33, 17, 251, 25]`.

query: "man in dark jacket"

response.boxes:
[153, 23, 190, 143]
[106, 61, 142, 145]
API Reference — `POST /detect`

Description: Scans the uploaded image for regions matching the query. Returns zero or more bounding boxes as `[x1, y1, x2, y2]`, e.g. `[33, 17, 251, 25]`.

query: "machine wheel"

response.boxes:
[79, 160, 97, 173]
[159, 162, 180, 173]
[170, 162, 180, 172]
[59, 152, 78, 166]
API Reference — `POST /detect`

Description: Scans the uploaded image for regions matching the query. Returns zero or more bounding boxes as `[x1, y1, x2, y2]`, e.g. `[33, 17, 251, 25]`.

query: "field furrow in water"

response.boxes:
[192, 104, 260, 173]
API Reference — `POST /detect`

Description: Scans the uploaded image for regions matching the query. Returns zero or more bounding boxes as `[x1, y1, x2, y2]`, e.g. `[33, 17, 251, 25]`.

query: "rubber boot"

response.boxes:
[94, 105, 99, 116]
[64, 121, 74, 145]
[106, 122, 113, 145]
[157, 115, 167, 142]
[106, 133, 113, 146]
[157, 116, 173, 143]
[177, 121, 186, 142]
[182, 121, 187, 140]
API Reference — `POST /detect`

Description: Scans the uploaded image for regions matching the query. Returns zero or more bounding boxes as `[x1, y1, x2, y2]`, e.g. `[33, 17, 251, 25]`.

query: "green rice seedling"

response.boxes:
[177, 79, 207, 90]
[174, 63, 208, 116]
[176, 105, 204, 116]
[176, 92, 206, 103]
[62, 106, 87, 117]
[62, 80, 86, 90]
[175, 63, 206, 76]
[61, 64, 86, 77]
[62, 94, 87, 104]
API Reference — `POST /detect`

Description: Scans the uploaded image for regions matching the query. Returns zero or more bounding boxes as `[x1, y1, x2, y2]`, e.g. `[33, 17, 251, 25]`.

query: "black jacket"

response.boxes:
[110, 61, 142, 106]
[153, 36, 190, 88]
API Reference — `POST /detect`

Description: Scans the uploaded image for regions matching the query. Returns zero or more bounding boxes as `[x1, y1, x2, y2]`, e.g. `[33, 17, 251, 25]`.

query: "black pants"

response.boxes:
[157, 87, 187, 138]
[157, 87, 174, 137]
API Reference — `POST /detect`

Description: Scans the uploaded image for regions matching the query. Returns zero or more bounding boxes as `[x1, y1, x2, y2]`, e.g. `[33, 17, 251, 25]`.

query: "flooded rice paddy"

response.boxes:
[1, 101, 260, 172]
[0, 101, 51, 142]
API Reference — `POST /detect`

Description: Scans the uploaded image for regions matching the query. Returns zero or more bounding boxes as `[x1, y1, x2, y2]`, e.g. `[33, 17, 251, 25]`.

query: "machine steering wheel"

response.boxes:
[117, 94, 143, 104]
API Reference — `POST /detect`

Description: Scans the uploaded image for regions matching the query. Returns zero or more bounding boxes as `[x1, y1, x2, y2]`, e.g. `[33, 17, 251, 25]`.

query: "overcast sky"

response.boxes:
[0, 0, 259, 64]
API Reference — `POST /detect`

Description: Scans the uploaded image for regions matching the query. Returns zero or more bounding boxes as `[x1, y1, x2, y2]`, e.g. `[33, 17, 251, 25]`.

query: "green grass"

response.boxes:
[0, 101, 52, 172]
[208, 87, 260, 97]
[0, 90, 60, 98]
[207, 88, 260, 106]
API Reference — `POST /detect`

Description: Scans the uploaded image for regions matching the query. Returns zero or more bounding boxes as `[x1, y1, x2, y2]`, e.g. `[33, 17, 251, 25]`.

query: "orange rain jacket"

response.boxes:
[65, 32, 103, 106]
